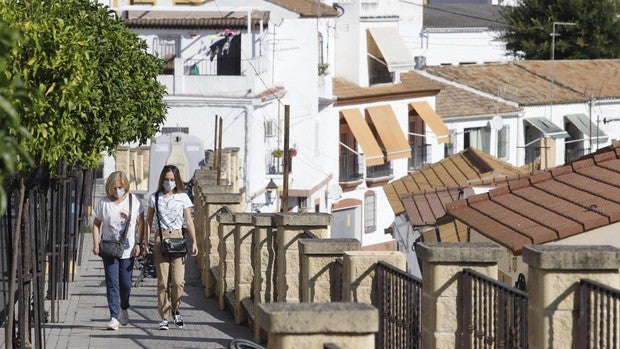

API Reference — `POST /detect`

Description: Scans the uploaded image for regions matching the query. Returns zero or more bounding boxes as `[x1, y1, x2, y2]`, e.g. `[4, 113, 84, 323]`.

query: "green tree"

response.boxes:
[502, 0, 620, 60]
[0, 23, 32, 215]
[0, 0, 167, 174]
[0, 1, 167, 346]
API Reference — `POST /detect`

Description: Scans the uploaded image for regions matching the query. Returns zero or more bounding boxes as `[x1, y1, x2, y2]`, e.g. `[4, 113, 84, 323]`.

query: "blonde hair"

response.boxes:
[105, 171, 130, 197]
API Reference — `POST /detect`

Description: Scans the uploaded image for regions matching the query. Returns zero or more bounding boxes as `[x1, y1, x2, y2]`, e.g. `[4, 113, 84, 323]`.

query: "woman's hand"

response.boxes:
[93, 244, 99, 256]
[191, 243, 198, 257]
[133, 244, 141, 257]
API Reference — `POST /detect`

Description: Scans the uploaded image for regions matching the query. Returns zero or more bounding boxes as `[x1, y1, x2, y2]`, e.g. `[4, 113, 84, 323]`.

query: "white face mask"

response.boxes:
[115, 188, 126, 198]
[163, 181, 176, 192]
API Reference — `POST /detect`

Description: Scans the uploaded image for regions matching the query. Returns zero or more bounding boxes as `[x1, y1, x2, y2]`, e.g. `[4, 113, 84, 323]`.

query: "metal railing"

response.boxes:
[409, 144, 430, 170]
[374, 261, 423, 348]
[579, 279, 620, 349]
[1, 169, 94, 349]
[339, 154, 363, 182]
[460, 269, 528, 349]
[366, 162, 392, 179]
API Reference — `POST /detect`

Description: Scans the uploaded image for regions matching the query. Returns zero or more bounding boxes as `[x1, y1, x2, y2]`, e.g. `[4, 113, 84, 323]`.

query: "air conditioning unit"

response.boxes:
[265, 120, 277, 137]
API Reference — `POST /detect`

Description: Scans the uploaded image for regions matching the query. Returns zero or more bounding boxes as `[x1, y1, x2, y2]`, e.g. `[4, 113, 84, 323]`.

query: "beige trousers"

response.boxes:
[154, 229, 185, 320]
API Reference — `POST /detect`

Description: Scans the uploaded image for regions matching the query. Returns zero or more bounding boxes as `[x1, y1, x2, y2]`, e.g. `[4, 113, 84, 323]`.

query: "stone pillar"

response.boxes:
[274, 213, 332, 303]
[201, 193, 242, 298]
[342, 251, 406, 304]
[257, 303, 378, 349]
[417, 242, 503, 349]
[523, 245, 620, 349]
[299, 238, 361, 302]
[233, 212, 255, 325]
[252, 213, 277, 343]
[216, 212, 235, 310]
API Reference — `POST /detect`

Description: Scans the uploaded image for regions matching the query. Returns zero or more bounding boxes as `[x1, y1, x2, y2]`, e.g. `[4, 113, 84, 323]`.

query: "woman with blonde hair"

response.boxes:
[92, 171, 144, 330]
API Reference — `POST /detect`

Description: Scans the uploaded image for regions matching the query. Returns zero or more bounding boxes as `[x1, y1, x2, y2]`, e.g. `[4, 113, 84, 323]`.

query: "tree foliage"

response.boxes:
[0, 0, 167, 174]
[501, 0, 620, 60]
[0, 23, 32, 214]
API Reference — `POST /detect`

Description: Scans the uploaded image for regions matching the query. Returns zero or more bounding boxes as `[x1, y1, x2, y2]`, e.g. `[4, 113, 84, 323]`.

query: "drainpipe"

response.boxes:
[244, 105, 252, 209]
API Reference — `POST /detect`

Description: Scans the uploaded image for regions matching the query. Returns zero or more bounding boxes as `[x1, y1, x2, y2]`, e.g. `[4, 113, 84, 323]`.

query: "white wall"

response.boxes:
[413, 30, 509, 66]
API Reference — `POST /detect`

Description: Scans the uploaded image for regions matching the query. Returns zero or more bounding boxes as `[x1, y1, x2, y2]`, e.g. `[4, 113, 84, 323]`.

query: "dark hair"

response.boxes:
[157, 165, 185, 193]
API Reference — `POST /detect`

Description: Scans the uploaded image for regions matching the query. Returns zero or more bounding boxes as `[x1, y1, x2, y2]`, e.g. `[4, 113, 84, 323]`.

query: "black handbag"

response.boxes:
[99, 195, 133, 259]
[156, 193, 188, 258]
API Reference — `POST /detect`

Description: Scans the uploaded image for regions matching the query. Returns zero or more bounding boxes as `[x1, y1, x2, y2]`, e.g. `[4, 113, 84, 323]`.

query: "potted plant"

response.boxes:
[271, 148, 284, 158]
[288, 148, 297, 157]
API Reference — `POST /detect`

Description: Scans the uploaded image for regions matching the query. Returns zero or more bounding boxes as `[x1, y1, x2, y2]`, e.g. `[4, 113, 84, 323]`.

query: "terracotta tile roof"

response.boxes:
[266, 0, 339, 17]
[425, 59, 620, 106]
[424, 4, 507, 30]
[385, 147, 528, 215]
[446, 142, 620, 255]
[333, 72, 442, 106]
[435, 82, 522, 118]
[124, 10, 270, 30]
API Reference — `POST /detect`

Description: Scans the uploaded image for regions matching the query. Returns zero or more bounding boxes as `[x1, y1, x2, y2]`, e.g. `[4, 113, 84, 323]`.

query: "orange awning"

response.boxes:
[340, 109, 384, 166]
[366, 105, 411, 161]
[409, 101, 449, 144]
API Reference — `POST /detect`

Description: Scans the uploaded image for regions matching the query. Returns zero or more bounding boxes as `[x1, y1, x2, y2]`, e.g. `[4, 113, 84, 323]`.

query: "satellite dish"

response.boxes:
[489, 114, 504, 131]
[327, 183, 343, 200]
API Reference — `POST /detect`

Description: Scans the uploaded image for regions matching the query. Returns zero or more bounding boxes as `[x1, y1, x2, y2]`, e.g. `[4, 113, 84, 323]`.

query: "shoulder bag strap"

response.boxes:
[119, 194, 133, 242]
[155, 192, 164, 242]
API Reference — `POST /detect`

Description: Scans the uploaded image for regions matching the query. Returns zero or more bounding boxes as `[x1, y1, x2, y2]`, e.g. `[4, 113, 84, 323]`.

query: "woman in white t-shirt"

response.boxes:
[92, 171, 144, 330]
[145, 165, 198, 330]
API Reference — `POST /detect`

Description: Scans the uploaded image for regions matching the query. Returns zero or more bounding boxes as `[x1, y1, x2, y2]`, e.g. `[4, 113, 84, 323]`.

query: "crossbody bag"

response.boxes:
[99, 194, 133, 259]
[155, 193, 188, 258]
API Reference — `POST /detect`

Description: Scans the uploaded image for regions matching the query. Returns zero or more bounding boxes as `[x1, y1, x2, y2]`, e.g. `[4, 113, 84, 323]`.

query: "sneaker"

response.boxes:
[173, 312, 184, 328]
[119, 309, 129, 326]
[107, 318, 120, 330]
[158, 320, 169, 330]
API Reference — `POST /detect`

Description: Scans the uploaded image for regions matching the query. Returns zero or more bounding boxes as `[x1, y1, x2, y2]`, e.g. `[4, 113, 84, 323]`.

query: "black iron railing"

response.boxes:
[339, 154, 363, 182]
[374, 261, 423, 348]
[366, 162, 392, 179]
[579, 279, 620, 349]
[460, 269, 528, 349]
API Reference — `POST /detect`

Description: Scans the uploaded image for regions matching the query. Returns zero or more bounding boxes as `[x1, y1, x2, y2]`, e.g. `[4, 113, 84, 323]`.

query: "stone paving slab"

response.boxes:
[39, 233, 254, 349]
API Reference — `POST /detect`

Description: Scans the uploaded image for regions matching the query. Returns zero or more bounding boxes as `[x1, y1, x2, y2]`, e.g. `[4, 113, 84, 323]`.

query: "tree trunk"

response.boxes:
[22, 201, 32, 347]
[5, 179, 25, 349]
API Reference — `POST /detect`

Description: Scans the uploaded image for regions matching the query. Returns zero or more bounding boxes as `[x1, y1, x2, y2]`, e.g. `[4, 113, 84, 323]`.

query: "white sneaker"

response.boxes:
[107, 317, 120, 330]
[158, 320, 169, 330]
[173, 312, 184, 328]
[119, 309, 129, 326]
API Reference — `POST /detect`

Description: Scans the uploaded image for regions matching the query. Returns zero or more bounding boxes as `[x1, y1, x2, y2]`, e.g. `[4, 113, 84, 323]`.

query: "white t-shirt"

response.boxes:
[94, 194, 144, 259]
[147, 191, 193, 231]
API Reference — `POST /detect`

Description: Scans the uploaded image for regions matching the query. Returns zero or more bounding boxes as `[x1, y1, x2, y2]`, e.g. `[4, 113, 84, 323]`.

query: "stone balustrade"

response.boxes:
[190, 169, 620, 349]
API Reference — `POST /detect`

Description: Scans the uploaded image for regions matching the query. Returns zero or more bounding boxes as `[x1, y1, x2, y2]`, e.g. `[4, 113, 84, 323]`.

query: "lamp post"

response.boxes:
[550, 21, 576, 121]
[547, 21, 575, 169]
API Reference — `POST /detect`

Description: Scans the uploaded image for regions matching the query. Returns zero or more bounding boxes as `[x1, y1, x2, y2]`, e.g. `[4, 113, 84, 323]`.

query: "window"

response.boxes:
[265, 120, 277, 137]
[464, 126, 491, 153]
[497, 125, 509, 159]
[152, 37, 178, 59]
[364, 191, 376, 234]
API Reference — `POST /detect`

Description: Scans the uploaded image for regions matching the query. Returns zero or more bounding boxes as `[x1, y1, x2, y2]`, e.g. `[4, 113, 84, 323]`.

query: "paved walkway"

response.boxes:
[44, 233, 254, 349]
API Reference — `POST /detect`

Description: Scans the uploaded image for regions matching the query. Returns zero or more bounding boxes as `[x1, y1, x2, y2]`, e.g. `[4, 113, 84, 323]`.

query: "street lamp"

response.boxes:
[251, 179, 279, 212]
[550, 21, 576, 121]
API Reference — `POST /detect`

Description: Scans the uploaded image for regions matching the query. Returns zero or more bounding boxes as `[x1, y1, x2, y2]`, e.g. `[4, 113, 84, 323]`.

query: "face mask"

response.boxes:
[116, 188, 126, 198]
[163, 181, 176, 192]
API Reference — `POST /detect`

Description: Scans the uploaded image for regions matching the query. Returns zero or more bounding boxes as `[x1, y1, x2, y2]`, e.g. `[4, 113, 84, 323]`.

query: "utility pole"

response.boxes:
[282, 105, 290, 212]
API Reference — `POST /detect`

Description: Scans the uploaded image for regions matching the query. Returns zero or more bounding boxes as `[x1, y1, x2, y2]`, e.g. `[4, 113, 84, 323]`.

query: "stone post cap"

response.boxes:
[194, 184, 234, 194]
[257, 302, 378, 334]
[417, 242, 503, 263]
[299, 238, 361, 255]
[523, 244, 620, 270]
[274, 212, 332, 226]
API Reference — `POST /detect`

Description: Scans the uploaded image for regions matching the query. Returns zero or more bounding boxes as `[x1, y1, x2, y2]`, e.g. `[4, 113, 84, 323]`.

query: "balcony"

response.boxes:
[158, 56, 267, 97]
[366, 162, 393, 186]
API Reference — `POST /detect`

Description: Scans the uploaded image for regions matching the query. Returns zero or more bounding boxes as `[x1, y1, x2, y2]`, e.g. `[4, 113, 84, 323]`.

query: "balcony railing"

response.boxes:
[339, 154, 363, 182]
[366, 162, 392, 179]
[409, 144, 430, 170]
